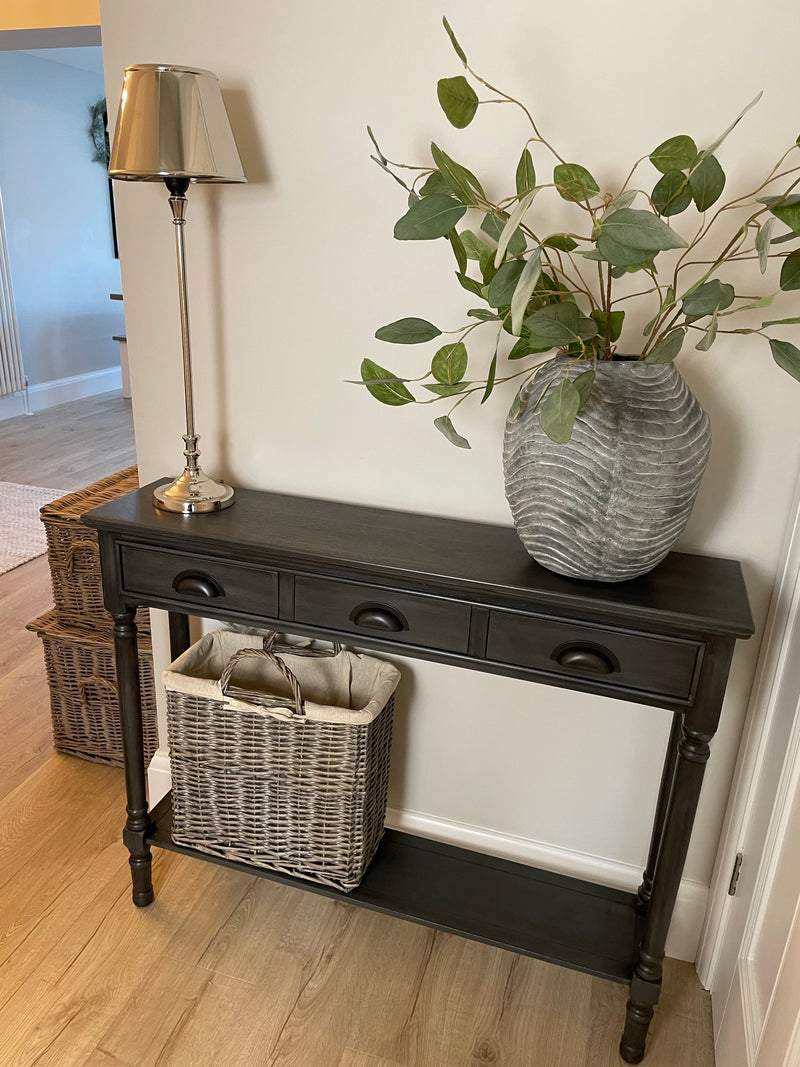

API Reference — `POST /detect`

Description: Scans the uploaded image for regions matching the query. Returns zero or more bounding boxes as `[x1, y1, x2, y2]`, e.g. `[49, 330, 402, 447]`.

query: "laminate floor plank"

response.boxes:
[0, 392, 135, 491]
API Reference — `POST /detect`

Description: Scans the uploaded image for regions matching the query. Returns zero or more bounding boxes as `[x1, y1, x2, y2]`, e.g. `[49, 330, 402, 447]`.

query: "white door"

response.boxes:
[700, 479, 800, 1067]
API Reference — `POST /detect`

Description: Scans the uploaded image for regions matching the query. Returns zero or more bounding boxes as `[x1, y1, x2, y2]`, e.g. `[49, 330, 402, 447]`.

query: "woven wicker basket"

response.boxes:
[26, 609, 158, 767]
[163, 631, 400, 892]
[40, 466, 150, 635]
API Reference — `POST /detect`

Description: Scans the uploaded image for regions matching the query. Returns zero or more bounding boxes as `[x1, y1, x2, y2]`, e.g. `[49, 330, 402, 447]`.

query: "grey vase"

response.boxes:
[503, 356, 711, 582]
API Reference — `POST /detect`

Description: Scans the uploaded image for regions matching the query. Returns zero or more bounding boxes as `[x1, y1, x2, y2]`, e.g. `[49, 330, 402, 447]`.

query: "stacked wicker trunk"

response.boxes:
[27, 467, 158, 767]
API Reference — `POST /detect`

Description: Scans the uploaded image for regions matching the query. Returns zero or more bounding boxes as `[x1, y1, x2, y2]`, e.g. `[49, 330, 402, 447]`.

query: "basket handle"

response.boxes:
[219, 632, 306, 718]
[66, 539, 100, 577]
[79, 675, 119, 699]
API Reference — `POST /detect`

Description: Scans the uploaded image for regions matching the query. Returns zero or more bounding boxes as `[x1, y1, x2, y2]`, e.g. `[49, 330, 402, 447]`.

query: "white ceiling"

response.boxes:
[20, 47, 103, 77]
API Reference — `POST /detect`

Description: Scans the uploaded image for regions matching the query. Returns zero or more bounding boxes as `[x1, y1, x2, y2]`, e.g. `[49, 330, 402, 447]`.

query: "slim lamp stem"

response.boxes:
[169, 191, 198, 473]
[151, 178, 234, 513]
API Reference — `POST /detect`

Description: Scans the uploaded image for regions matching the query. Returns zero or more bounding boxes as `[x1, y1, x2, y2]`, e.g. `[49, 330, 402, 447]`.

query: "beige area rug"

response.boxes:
[0, 482, 65, 576]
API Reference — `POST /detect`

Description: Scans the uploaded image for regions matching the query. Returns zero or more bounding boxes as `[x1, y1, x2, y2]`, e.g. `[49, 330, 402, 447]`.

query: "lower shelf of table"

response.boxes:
[147, 793, 638, 985]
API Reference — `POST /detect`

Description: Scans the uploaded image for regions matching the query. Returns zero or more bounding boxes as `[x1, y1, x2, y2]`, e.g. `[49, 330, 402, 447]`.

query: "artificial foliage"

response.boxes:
[359, 18, 800, 445]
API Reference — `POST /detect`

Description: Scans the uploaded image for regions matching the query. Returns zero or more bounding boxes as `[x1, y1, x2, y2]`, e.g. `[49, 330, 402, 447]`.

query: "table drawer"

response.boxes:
[120, 545, 279, 616]
[486, 609, 701, 701]
[294, 576, 471, 654]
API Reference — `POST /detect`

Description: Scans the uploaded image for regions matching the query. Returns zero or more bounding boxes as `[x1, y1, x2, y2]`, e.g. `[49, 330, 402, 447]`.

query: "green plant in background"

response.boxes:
[357, 17, 800, 446]
[88, 98, 109, 166]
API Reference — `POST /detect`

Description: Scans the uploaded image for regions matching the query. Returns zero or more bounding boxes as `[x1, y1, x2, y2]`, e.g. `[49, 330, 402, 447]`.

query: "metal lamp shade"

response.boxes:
[108, 64, 246, 183]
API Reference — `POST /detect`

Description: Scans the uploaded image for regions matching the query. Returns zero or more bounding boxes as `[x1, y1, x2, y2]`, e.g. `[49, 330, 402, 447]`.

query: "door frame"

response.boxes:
[698, 470, 800, 1057]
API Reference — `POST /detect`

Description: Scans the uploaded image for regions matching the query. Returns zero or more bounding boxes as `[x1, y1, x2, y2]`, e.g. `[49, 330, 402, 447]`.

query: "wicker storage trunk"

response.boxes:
[26, 609, 158, 767]
[40, 466, 150, 635]
[163, 631, 400, 892]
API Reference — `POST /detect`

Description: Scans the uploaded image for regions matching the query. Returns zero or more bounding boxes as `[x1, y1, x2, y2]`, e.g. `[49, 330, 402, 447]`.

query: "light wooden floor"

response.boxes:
[0, 394, 716, 1066]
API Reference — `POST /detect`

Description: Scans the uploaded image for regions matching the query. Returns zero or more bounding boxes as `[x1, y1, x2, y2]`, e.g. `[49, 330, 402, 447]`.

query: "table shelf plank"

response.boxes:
[148, 794, 637, 984]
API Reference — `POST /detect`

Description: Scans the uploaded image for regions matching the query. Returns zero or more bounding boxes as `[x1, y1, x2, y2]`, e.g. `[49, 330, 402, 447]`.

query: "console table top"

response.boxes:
[85, 482, 754, 639]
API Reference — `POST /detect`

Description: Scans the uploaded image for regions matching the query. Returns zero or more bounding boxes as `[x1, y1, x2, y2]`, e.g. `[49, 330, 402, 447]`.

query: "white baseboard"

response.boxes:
[384, 805, 708, 963]
[145, 751, 706, 963]
[0, 366, 122, 422]
[147, 748, 172, 807]
[0, 392, 28, 420]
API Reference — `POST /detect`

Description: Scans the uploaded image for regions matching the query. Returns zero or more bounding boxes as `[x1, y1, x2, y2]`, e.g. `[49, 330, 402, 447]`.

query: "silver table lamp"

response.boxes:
[108, 64, 246, 513]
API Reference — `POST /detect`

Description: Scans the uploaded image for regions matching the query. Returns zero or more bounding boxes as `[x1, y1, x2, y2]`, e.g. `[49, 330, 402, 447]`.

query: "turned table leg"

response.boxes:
[113, 610, 154, 907]
[637, 711, 683, 912]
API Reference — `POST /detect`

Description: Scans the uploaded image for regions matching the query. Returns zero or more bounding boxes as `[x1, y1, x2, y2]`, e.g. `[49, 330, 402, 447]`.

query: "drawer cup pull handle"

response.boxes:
[555, 645, 615, 675]
[173, 572, 224, 598]
[350, 603, 407, 633]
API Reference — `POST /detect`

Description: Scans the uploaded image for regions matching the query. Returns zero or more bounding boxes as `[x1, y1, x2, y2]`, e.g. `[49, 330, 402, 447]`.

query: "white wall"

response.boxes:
[0, 49, 122, 393]
[99, 0, 800, 957]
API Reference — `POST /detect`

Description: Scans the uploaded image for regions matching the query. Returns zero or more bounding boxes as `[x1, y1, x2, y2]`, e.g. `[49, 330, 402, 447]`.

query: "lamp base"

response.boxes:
[153, 467, 234, 514]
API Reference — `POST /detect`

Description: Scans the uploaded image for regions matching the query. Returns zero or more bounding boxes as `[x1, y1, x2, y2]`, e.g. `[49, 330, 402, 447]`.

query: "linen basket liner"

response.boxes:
[162, 629, 400, 724]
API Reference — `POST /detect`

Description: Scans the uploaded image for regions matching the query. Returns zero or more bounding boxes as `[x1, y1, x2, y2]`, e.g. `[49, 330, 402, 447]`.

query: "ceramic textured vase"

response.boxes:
[503, 356, 711, 582]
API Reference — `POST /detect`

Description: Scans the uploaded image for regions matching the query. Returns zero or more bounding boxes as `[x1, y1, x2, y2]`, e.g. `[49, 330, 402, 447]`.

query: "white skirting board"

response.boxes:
[146, 748, 706, 963]
[0, 365, 122, 421]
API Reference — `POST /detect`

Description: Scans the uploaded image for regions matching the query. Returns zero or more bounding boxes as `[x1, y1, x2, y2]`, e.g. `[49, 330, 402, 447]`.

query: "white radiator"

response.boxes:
[0, 185, 26, 404]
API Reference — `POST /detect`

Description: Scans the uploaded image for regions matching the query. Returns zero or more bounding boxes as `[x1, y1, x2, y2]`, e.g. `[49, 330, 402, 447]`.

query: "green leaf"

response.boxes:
[771, 230, 800, 245]
[460, 230, 491, 263]
[437, 76, 479, 129]
[757, 217, 776, 274]
[487, 259, 525, 308]
[394, 194, 466, 240]
[649, 135, 698, 174]
[573, 369, 595, 410]
[432, 342, 468, 384]
[516, 148, 536, 197]
[366, 125, 387, 165]
[763, 316, 800, 327]
[507, 337, 533, 360]
[553, 163, 600, 203]
[644, 328, 686, 363]
[510, 249, 543, 336]
[442, 16, 467, 66]
[780, 251, 800, 291]
[681, 279, 735, 321]
[526, 303, 597, 349]
[430, 142, 485, 206]
[419, 171, 450, 196]
[597, 209, 688, 257]
[769, 338, 800, 382]
[760, 194, 800, 234]
[467, 308, 498, 321]
[542, 233, 579, 252]
[481, 213, 526, 258]
[539, 377, 581, 443]
[424, 381, 472, 396]
[376, 317, 442, 344]
[481, 353, 498, 403]
[689, 155, 726, 212]
[447, 230, 468, 274]
[652, 170, 692, 217]
[494, 189, 538, 267]
[360, 359, 415, 405]
[591, 309, 625, 342]
[604, 189, 639, 213]
[456, 271, 485, 297]
[698, 92, 762, 161]
[695, 310, 719, 352]
[719, 295, 773, 315]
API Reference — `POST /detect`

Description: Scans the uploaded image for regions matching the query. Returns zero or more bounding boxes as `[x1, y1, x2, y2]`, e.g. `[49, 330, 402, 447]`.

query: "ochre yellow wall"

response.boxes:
[0, 1, 99, 30]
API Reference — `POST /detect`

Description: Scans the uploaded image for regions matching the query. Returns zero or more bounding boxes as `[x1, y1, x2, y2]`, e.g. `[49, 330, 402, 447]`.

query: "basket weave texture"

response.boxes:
[163, 631, 400, 892]
[40, 466, 150, 634]
[26, 609, 158, 767]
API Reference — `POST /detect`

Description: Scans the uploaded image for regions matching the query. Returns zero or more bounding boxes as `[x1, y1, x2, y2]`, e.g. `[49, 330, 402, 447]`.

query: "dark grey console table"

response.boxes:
[84, 483, 754, 1064]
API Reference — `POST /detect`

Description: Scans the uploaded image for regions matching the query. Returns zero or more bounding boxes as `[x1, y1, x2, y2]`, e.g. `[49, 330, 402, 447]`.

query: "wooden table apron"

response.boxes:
[84, 483, 754, 1065]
